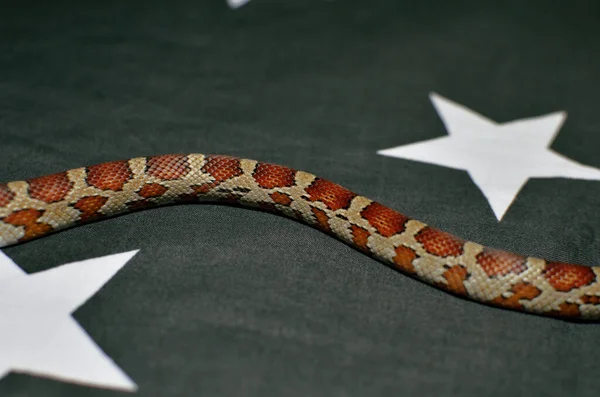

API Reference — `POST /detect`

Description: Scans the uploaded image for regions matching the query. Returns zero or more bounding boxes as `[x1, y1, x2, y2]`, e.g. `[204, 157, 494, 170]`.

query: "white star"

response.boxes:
[378, 93, 600, 220]
[0, 249, 139, 391]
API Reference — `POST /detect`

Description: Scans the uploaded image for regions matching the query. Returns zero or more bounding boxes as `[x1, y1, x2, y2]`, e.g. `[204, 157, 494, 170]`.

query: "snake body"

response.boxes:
[1, 154, 599, 319]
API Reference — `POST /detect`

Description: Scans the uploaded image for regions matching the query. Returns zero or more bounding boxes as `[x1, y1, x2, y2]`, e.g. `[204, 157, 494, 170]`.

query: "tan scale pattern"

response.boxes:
[1, 153, 600, 320]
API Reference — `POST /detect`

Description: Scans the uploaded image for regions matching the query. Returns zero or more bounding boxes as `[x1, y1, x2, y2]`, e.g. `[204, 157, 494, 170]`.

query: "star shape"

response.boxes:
[378, 93, 600, 220]
[0, 249, 139, 391]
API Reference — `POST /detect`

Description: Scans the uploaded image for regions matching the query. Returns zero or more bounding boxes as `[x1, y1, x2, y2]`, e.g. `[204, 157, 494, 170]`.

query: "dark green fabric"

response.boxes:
[2, 1, 600, 396]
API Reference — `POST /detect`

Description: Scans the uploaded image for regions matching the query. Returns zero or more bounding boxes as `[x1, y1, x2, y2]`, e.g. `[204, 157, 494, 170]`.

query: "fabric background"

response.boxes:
[2, 1, 600, 396]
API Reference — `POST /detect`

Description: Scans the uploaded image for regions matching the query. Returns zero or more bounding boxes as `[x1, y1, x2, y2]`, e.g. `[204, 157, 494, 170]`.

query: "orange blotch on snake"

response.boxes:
[254, 163, 296, 189]
[438, 265, 468, 295]
[221, 194, 240, 205]
[201, 155, 242, 183]
[127, 199, 159, 211]
[416, 227, 465, 257]
[581, 295, 600, 305]
[138, 183, 169, 198]
[361, 202, 409, 238]
[543, 262, 596, 292]
[3, 209, 53, 240]
[305, 178, 355, 211]
[476, 248, 527, 277]
[550, 302, 582, 318]
[393, 245, 417, 273]
[351, 225, 371, 253]
[311, 207, 331, 233]
[490, 282, 541, 310]
[0, 184, 14, 207]
[257, 202, 277, 212]
[73, 196, 109, 221]
[87, 160, 133, 191]
[192, 183, 217, 194]
[147, 155, 190, 180]
[270, 191, 292, 206]
[28, 172, 73, 203]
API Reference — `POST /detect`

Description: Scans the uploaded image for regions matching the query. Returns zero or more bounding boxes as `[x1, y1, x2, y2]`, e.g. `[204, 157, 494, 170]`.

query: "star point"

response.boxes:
[227, 0, 251, 9]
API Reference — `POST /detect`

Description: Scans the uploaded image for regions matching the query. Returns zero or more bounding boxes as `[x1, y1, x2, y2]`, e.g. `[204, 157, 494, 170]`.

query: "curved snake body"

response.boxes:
[1, 154, 599, 319]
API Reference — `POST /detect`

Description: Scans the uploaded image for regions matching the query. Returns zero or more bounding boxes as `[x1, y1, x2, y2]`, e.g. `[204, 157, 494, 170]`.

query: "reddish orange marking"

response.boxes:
[147, 155, 190, 180]
[438, 265, 468, 295]
[87, 160, 132, 191]
[138, 183, 169, 198]
[491, 282, 541, 310]
[311, 207, 331, 232]
[270, 191, 292, 206]
[581, 295, 600, 305]
[127, 200, 157, 211]
[543, 262, 595, 292]
[361, 202, 409, 237]
[253, 163, 296, 189]
[201, 155, 242, 183]
[222, 194, 240, 204]
[305, 178, 355, 211]
[551, 302, 582, 318]
[393, 245, 417, 273]
[0, 184, 14, 207]
[73, 196, 109, 221]
[476, 248, 527, 277]
[28, 172, 73, 203]
[351, 225, 370, 253]
[2, 209, 53, 240]
[192, 183, 216, 194]
[416, 227, 465, 257]
[258, 202, 277, 212]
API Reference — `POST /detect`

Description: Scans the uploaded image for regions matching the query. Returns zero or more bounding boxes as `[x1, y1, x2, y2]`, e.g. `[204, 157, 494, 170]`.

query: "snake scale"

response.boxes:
[1, 154, 599, 320]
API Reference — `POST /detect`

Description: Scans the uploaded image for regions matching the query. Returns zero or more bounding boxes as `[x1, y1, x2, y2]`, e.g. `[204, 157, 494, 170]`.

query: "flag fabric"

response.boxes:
[2, 1, 600, 396]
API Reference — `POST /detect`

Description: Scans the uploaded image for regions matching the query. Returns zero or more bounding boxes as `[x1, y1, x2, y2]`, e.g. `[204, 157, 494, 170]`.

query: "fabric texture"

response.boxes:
[2, 1, 600, 396]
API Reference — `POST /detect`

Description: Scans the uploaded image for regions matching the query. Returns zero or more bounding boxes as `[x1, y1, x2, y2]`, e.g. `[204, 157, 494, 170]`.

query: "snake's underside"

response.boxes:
[1, 154, 599, 320]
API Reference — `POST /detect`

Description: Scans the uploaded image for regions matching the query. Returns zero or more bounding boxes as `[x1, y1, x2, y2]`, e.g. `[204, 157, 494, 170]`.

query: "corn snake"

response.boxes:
[1, 154, 599, 320]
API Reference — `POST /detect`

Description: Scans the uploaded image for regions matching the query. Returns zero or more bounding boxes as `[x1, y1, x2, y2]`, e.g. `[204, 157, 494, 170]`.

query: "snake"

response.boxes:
[1, 154, 599, 320]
